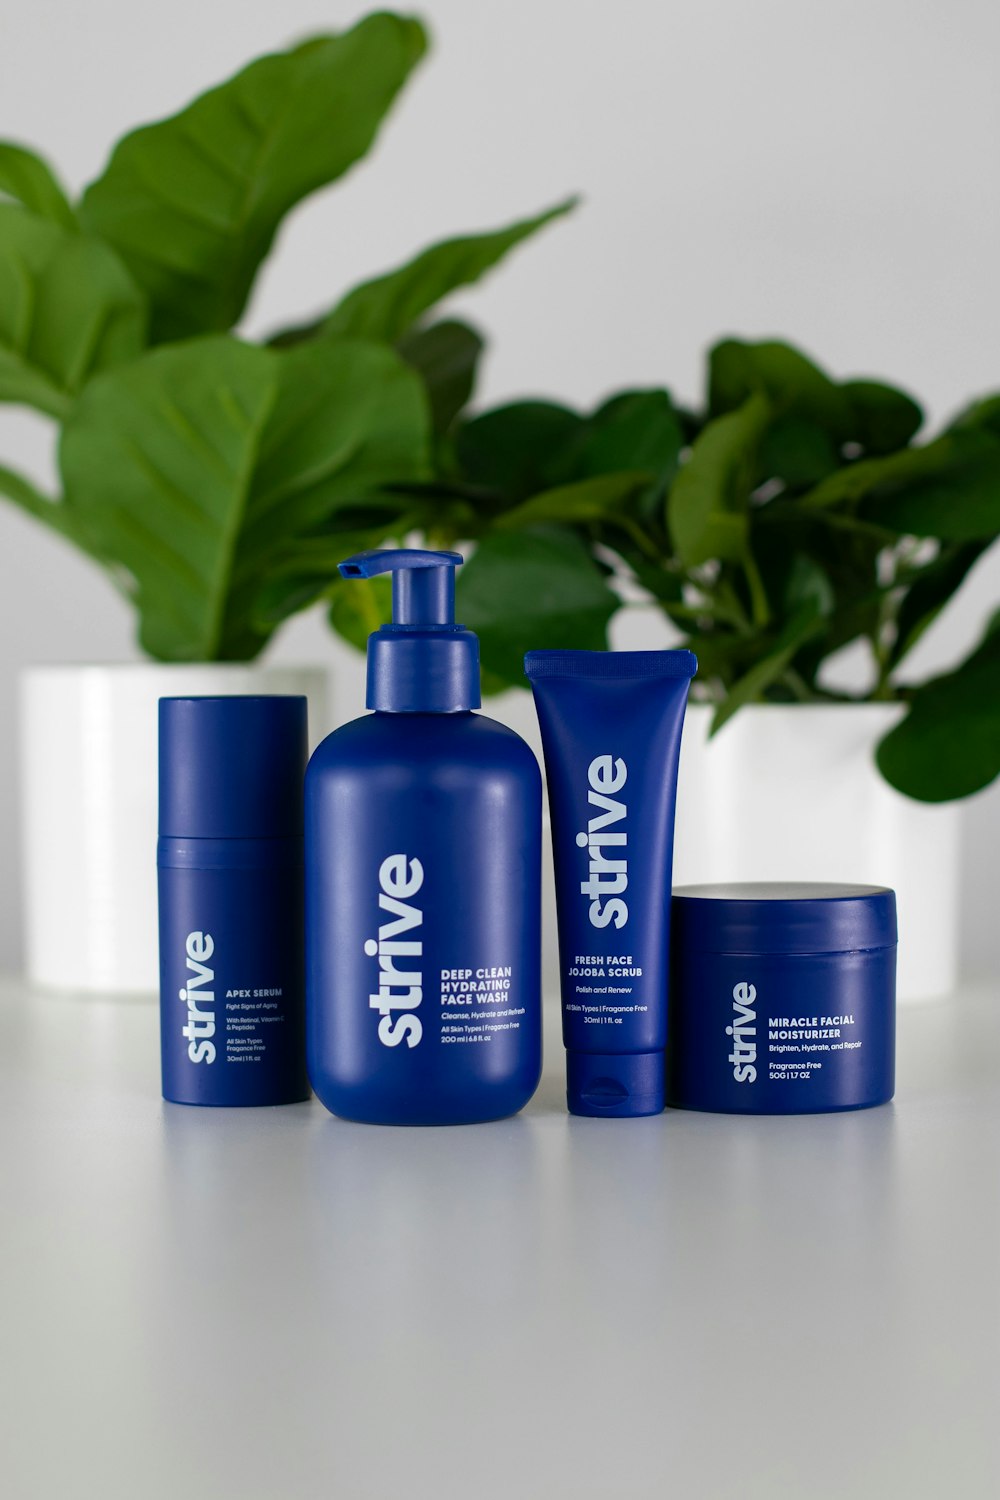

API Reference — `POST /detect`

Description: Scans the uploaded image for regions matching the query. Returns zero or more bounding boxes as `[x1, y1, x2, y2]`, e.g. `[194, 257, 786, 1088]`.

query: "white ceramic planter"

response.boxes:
[673, 703, 960, 1001]
[20, 664, 329, 994]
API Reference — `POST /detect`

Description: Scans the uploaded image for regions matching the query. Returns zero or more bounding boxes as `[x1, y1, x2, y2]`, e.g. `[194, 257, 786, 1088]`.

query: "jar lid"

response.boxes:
[672, 882, 897, 955]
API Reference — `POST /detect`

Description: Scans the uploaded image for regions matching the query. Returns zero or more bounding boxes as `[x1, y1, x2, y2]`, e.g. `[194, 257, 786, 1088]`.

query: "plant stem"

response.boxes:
[712, 578, 752, 633]
[610, 517, 662, 560]
[781, 668, 816, 703]
[742, 548, 771, 628]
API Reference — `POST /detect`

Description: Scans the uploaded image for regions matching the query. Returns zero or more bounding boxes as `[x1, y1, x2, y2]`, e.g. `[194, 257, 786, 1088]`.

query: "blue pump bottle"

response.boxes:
[305, 549, 542, 1125]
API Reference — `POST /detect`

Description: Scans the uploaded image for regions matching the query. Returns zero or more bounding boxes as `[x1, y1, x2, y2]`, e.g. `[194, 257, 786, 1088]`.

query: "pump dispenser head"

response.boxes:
[338, 548, 481, 713]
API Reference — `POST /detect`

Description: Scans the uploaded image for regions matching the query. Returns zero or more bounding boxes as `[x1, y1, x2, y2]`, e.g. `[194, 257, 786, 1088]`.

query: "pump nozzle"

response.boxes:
[339, 549, 463, 628]
[338, 548, 479, 713]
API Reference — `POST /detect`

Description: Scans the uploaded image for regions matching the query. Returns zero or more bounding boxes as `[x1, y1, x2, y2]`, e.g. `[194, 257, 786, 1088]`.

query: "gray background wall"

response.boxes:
[1, 0, 997, 975]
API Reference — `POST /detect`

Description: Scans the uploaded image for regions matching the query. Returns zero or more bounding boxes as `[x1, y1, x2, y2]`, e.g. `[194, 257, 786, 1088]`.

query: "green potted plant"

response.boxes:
[5, 13, 995, 999]
[326, 336, 1000, 998]
[0, 12, 571, 990]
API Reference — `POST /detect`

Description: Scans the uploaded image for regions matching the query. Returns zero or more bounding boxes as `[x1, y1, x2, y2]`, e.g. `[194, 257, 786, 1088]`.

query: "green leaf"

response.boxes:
[710, 603, 825, 733]
[324, 199, 575, 343]
[0, 204, 146, 416]
[455, 401, 583, 503]
[674, 628, 753, 686]
[0, 142, 76, 228]
[876, 612, 1000, 801]
[61, 339, 275, 658]
[709, 339, 853, 436]
[759, 417, 839, 488]
[457, 527, 619, 686]
[795, 583, 882, 686]
[863, 444, 1000, 537]
[0, 462, 93, 549]
[709, 342, 923, 456]
[578, 390, 681, 475]
[842, 379, 922, 454]
[59, 335, 429, 661]
[255, 514, 410, 631]
[803, 429, 1000, 540]
[396, 318, 483, 433]
[748, 509, 837, 655]
[249, 337, 430, 540]
[783, 553, 835, 618]
[946, 393, 1000, 443]
[890, 541, 988, 670]
[452, 388, 683, 520]
[751, 501, 884, 683]
[493, 472, 651, 530]
[608, 541, 684, 607]
[264, 316, 325, 351]
[329, 572, 394, 652]
[229, 337, 429, 639]
[79, 15, 428, 343]
[668, 393, 769, 566]
[237, 336, 429, 638]
[561, 389, 683, 517]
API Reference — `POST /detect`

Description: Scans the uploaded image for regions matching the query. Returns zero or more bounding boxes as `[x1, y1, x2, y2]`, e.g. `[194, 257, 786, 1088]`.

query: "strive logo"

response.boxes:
[577, 754, 628, 930]
[181, 930, 216, 1064]
[727, 980, 757, 1084]
[364, 854, 424, 1048]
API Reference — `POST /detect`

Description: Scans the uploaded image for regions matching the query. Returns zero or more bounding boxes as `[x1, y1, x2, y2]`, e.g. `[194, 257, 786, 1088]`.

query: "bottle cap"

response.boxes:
[566, 1050, 666, 1118]
[159, 696, 307, 839]
[338, 549, 481, 713]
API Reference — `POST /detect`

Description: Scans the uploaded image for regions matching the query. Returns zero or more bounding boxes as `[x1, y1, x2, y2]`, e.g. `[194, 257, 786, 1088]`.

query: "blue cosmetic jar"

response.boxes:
[667, 883, 896, 1114]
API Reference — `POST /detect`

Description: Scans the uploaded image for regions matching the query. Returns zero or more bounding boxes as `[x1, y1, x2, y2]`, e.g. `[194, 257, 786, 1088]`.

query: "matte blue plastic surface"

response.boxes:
[157, 696, 309, 1107]
[338, 549, 480, 713]
[566, 1049, 665, 1117]
[306, 712, 543, 1125]
[668, 883, 897, 1114]
[158, 845, 308, 1106]
[339, 548, 463, 624]
[671, 881, 897, 954]
[159, 695, 306, 839]
[525, 649, 697, 1118]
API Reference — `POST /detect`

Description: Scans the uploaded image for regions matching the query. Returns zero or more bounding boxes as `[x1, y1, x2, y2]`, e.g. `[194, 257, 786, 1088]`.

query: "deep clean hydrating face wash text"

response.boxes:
[525, 650, 697, 1117]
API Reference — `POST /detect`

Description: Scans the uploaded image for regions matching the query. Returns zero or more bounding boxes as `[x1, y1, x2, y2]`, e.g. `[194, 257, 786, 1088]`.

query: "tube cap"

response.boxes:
[338, 549, 481, 713]
[566, 1050, 666, 1118]
[159, 696, 307, 839]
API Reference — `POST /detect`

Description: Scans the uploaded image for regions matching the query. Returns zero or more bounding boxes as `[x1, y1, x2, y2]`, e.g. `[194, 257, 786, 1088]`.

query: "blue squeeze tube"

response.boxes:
[524, 650, 697, 1117]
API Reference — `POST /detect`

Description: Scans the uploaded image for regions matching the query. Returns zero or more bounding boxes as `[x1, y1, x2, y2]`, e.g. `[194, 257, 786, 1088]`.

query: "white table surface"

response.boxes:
[1, 977, 998, 1500]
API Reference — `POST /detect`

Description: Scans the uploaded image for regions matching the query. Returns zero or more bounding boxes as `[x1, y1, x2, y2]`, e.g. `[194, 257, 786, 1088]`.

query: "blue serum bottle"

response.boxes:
[306, 549, 542, 1125]
[158, 696, 309, 1106]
